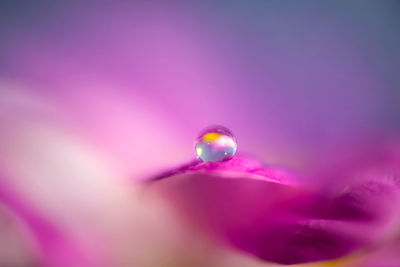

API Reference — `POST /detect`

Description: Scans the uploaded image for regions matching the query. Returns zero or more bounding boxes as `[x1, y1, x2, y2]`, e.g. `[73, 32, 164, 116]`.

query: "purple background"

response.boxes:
[0, 2, 399, 266]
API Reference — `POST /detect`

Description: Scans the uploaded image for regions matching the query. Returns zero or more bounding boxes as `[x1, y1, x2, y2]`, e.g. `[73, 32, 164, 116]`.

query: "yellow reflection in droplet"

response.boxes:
[202, 133, 221, 142]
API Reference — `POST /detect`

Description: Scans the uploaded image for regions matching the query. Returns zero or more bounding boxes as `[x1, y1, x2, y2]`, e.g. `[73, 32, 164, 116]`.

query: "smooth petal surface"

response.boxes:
[354, 236, 400, 267]
[152, 156, 400, 265]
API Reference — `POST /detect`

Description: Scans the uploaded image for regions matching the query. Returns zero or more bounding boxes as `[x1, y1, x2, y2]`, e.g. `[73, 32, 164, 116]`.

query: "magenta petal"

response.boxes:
[150, 156, 298, 185]
[152, 156, 400, 264]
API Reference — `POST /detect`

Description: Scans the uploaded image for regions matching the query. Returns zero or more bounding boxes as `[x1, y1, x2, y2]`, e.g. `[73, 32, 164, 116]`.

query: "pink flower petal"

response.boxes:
[151, 155, 400, 264]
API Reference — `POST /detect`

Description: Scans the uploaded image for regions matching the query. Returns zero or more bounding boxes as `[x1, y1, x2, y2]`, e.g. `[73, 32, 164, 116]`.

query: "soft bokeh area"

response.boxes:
[0, 1, 399, 266]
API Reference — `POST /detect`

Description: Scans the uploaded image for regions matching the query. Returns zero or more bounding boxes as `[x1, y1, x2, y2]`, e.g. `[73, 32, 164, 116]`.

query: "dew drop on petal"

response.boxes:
[195, 126, 237, 162]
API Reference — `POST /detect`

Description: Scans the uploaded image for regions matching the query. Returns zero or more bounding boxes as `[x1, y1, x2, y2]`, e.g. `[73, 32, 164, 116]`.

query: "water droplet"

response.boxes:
[195, 126, 237, 162]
